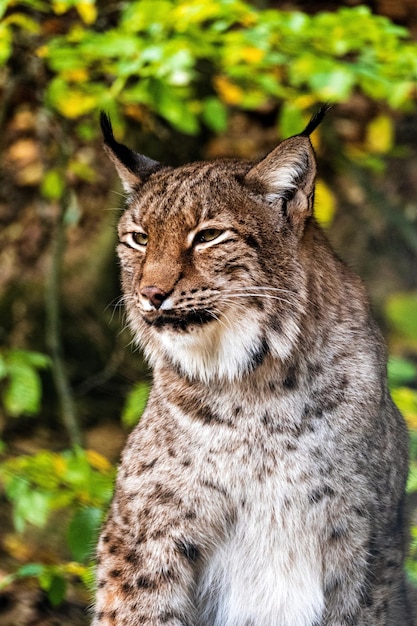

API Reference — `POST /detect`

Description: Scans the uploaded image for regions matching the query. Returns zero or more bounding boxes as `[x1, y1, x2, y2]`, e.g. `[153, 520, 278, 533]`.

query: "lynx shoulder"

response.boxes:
[93, 109, 411, 626]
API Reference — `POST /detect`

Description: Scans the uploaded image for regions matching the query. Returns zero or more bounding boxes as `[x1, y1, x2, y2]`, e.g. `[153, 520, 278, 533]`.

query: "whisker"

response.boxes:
[226, 293, 294, 300]
[223, 286, 313, 307]
[105, 295, 126, 312]
[110, 189, 129, 199]
[223, 286, 298, 293]
[213, 304, 249, 327]
[118, 325, 130, 338]
[208, 310, 229, 331]
[223, 294, 301, 306]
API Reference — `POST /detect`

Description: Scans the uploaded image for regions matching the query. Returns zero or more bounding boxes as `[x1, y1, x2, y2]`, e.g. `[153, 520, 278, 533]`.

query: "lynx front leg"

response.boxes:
[321, 505, 412, 626]
[93, 513, 200, 626]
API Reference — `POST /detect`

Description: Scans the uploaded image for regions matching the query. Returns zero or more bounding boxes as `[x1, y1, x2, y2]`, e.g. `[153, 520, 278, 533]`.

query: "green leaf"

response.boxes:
[17, 563, 47, 578]
[3, 362, 42, 417]
[0, 0, 8, 20]
[310, 66, 355, 101]
[388, 356, 417, 388]
[67, 506, 102, 562]
[202, 97, 228, 133]
[14, 489, 52, 530]
[278, 103, 305, 138]
[0, 350, 49, 417]
[386, 292, 417, 341]
[47, 575, 67, 606]
[121, 381, 150, 428]
[407, 463, 417, 493]
[41, 169, 65, 200]
[0, 354, 7, 380]
[158, 93, 200, 134]
[9, 350, 51, 370]
[392, 386, 417, 431]
[0, 22, 12, 65]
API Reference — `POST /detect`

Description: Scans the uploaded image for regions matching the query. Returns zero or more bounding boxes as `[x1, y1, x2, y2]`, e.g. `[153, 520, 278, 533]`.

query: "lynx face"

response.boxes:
[113, 139, 315, 382]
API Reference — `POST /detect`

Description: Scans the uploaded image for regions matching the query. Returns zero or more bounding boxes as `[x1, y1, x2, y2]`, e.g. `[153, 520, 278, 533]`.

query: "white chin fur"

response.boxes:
[141, 309, 265, 383]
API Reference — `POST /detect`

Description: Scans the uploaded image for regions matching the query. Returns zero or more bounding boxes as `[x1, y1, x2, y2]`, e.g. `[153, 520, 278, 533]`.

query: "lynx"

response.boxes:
[93, 109, 411, 626]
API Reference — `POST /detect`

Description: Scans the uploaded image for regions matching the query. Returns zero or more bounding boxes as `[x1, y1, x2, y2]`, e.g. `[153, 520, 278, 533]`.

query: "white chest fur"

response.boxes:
[163, 376, 326, 626]
[196, 473, 324, 626]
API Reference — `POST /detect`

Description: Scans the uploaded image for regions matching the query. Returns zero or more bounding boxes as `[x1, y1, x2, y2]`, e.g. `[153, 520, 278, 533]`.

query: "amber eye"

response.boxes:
[131, 232, 148, 247]
[195, 229, 223, 244]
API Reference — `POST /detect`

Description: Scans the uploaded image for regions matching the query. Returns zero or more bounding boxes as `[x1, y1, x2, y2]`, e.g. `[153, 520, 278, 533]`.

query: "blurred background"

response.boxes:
[0, 0, 417, 623]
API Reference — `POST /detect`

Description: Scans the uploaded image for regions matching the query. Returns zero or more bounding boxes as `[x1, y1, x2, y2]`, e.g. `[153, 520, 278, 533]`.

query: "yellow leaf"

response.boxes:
[3, 534, 33, 562]
[56, 92, 97, 119]
[52, 1, 68, 15]
[78, 490, 92, 505]
[62, 68, 89, 82]
[240, 46, 264, 64]
[64, 562, 89, 577]
[314, 179, 336, 228]
[53, 455, 67, 477]
[293, 95, 317, 110]
[36, 45, 49, 58]
[214, 76, 244, 106]
[85, 449, 112, 473]
[76, 2, 97, 25]
[365, 114, 393, 154]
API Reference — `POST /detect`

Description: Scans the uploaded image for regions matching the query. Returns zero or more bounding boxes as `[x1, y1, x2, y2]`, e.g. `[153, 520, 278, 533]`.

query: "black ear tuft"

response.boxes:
[299, 104, 332, 138]
[100, 111, 115, 146]
[99, 112, 162, 192]
[100, 111, 144, 175]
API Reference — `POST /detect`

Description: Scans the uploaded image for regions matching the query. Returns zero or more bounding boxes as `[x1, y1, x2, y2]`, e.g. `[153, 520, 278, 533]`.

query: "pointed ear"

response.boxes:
[100, 112, 162, 193]
[245, 135, 316, 230]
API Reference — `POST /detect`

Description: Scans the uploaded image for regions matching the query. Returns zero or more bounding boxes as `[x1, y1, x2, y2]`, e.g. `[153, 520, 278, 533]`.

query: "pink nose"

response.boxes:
[140, 286, 167, 310]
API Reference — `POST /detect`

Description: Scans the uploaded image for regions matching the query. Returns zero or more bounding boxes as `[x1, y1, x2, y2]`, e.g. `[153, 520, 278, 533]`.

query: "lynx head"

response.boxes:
[101, 109, 326, 383]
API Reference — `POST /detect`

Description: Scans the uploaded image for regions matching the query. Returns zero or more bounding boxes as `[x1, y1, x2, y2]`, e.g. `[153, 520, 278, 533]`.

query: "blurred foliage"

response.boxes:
[386, 292, 417, 444]
[0, 0, 417, 617]
[385, 290, 417, 587]
[1, 0, 417, 137]
[0, 446, 114, 604]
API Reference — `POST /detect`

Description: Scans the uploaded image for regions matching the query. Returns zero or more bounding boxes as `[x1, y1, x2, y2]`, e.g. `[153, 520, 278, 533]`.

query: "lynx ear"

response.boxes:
[100, 112, 162, 193]
[245, 107, 329, 230]
[245, 135, 316, 229]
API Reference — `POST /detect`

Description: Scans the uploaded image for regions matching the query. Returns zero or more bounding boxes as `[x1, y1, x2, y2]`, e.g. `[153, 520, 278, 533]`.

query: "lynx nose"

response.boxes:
[140, 286, 167, 310]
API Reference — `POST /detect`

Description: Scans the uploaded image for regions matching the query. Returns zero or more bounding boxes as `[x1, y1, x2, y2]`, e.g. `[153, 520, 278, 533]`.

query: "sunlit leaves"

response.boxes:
[0, 447, 115, 532]
[4, 0, 415, 135]
[0, 560, 94, 606]
[52, 0, 97, 24]
[0, 446, 114, 603]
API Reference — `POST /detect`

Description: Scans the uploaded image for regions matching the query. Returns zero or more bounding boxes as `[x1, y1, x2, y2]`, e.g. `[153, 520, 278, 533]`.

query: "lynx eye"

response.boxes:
[130, 231, 148, 247]
[195, 228, 223, 244]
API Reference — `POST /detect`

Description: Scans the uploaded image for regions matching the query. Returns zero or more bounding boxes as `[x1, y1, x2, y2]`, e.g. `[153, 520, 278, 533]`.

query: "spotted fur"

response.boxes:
[93, 110, 411, 625]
